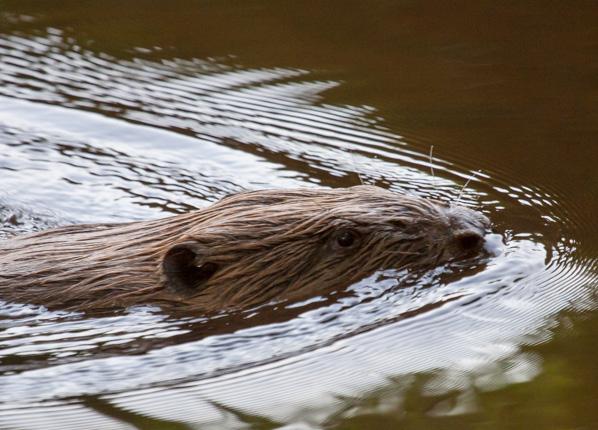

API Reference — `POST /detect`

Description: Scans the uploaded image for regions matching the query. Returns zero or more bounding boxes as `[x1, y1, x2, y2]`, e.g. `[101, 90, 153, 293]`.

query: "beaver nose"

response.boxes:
[445, 206, 489, 253]
[454, 229, 485, 252]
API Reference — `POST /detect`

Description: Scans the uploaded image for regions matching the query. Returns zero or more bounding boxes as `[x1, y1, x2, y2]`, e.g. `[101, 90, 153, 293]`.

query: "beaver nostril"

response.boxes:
[455, 230, 483, 251]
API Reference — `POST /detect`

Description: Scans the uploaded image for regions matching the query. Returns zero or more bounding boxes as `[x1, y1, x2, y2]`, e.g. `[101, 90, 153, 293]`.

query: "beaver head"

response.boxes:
[158, 185, 490, 311]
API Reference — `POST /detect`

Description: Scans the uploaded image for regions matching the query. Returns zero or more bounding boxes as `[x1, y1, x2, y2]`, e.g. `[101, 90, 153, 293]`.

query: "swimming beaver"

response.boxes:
[0, 186, 489, 312]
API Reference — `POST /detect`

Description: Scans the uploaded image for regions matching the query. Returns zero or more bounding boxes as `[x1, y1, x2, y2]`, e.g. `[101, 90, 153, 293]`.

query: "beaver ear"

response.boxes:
[162, 242, 219, 294]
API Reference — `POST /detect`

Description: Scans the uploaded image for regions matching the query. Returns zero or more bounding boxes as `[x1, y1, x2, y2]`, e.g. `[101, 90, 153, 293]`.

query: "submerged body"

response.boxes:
[0, 186, 490, 312]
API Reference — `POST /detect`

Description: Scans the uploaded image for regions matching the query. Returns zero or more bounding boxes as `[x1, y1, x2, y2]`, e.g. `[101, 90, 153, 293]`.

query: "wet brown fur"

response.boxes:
[0, 186, 489, 313]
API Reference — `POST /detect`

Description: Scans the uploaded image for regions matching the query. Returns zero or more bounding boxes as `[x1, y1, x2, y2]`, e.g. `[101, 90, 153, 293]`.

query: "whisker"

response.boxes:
[455, 170, 481, 206]
[388, 249, 423, 255]
[428, 145, 435, 188]
[350, 151, 366, 185]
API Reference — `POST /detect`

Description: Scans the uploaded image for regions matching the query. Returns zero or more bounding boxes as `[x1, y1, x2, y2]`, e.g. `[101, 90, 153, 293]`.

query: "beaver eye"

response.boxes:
[336, 230, 357, 248]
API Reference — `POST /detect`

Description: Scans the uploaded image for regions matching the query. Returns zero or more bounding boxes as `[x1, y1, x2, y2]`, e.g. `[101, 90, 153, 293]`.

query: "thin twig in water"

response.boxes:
[455, 170, 482, 206]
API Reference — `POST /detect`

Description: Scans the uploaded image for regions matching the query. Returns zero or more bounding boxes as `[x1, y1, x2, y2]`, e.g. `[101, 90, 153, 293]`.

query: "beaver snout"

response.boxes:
[445, 205, 490, 255]
[454, 228, 485, 253]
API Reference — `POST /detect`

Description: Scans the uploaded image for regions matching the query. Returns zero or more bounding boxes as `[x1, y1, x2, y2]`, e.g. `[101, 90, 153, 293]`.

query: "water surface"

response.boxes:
[0, 1, 597, 429]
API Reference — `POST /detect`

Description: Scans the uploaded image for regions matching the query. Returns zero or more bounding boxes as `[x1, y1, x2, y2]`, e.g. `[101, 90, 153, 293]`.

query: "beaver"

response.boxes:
[0, 185, 490, 313]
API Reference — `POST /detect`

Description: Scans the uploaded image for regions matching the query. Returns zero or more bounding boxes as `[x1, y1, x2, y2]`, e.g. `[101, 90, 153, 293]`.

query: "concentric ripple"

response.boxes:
[0, 27, 596, 429]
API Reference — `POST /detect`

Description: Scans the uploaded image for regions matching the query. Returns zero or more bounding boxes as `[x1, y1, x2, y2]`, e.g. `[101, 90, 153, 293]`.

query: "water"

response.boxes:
[0, 1, 597, 428]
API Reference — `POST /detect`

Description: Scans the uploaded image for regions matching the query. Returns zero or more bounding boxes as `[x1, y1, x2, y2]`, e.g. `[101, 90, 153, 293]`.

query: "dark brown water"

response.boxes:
[0, 1, 597, 428]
